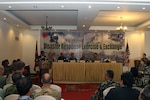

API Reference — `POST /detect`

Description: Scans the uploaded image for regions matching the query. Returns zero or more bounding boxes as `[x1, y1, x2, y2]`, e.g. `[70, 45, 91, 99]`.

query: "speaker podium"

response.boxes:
[39, 60, 51, 78]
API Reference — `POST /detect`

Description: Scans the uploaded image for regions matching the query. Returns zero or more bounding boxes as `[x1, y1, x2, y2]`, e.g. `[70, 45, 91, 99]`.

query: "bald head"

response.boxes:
[42, 73, 52, 84]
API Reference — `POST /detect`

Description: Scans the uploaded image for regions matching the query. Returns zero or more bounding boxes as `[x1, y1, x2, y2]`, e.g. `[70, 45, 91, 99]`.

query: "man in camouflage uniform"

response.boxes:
[4, 72, 22, 97]
[136, 80, 150, 100]
[136, 59, 150, 87]
[34, 73, 60, 100]
[90, 70, 119, 100]
[141, 65, 150, 87]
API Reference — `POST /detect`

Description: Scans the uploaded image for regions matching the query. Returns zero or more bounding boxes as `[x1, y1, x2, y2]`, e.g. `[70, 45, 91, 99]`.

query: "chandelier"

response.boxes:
[116, 17, 127, 32]
[41, 16, 52, 31]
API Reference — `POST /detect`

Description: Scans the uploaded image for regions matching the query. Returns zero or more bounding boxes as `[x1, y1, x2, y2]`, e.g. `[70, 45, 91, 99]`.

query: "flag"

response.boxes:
[124, 42, 130, 66]
[34, 40, 39, 71]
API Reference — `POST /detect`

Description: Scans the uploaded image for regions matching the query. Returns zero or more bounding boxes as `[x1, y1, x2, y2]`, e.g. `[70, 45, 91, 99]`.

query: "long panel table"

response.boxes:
[52, 62, 123, 83]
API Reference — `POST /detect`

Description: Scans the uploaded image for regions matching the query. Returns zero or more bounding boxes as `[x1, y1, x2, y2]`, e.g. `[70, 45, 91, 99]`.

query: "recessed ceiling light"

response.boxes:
[33, 5, 38, 8]
[16, 25, 19, 27]
[3, 18, 6, 20]
[8, 5, 12, 8]
[117, 6, 120, 9]
[61, 5, 64, 8]
[142, 7, 146, 10]
[88, 5, 92, 8]
[83, 25, 85, 27]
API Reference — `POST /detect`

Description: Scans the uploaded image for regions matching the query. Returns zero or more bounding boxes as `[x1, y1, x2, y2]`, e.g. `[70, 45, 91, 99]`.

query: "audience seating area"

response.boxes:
[4, 94, 19, 100]
[34, 95, 56, 100]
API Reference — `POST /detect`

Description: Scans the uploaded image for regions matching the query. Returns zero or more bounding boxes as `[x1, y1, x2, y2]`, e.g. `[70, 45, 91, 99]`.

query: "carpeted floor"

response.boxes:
[58, 83, 99, 100]
[65, 83, 99, 92]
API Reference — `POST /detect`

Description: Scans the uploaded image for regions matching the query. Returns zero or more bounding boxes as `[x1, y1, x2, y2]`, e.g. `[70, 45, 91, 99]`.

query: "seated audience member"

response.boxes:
[57, 52, 66, 61]
[138, 59, 148, 74]
[2, 59, 9, 75]
[137, 59, 150, 87]
[4, 72, 22, 97]
[34, 73, 60, 100]
[139, 80, 150, 100]
[11, 60, 17, 66]
[141, 53, 149, 65]
[6, 65, 14, 84]
[105, 72, 140, 100]
[91, 70, 119, 100]
[69, 53, 77, 62]
[14, 61, 25, 77]
[130, 67, 138, 78]
[16, 77, 33, 100]
[130, 60, 140, 79]
[0, 67, 6, 88]
[91, 53, 100, 62]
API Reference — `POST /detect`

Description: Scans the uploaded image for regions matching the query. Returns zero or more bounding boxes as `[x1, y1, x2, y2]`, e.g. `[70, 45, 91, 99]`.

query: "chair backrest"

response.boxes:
[4, 94, 19, 100]
[50, 84, 62, 97]
[32, 84, 41, 91]
[103, 86, 115, 99]
[132, 86, 142, 91]
[34, 95, 56, 100]
[3, 84, 13, 91]
[0, 88, 4, 100]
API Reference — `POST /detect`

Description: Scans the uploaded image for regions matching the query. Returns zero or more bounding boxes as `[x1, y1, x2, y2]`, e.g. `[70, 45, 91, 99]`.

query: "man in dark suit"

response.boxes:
[105, 72, 140, 100]
[57, 52, 66, 61]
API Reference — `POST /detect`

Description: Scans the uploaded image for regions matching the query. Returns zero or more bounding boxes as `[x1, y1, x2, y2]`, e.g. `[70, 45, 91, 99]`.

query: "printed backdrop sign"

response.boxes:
[40, 31, 125, 63]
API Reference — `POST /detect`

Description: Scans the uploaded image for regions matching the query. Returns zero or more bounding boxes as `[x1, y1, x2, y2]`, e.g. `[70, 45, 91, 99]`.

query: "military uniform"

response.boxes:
[4, 85, 18, 97]
[0, 75, 6, 88]
[91, 80, 119, 100]
[136, 66, 150, 87]
[34, 86, 60, 100]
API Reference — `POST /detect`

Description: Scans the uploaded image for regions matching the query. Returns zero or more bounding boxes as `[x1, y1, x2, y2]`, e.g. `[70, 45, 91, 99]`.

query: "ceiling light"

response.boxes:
[16, 24, 19, 27]
[83, 25, 85, 27]
[41, 16, 52, 31]
[3, 18, 6, 20]
[88, 5, 92, 8]
[61, 5, 64, 8]
[116, 17, 127, 32]
[142, 7, 146, 10]
[8, 5, 12, 8]
[117, 6, 120, 9]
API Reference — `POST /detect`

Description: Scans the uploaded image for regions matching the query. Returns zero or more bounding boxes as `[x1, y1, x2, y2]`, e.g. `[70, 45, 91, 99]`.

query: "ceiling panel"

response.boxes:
[1, 0, 150, 31]
[93, 10, 150, 27]
[8, 10, 78, 25]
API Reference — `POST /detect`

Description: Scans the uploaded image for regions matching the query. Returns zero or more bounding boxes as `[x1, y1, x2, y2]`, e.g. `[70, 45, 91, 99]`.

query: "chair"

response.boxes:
[0, 88, 4, 100]
[4, 94, 19, 100]
[3, 84, 13, 91]
[34, 95, 56, 100]
[132, 86, 142, 91]
[32, 84, 41, 92]
[31, 84, 42, 98]
[50, 84, 62, 97]
[103, 86, 115, 99]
